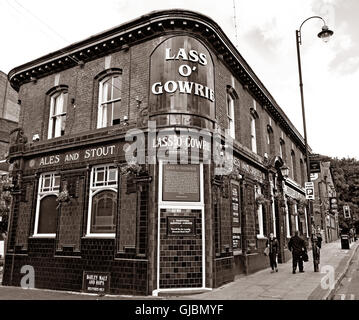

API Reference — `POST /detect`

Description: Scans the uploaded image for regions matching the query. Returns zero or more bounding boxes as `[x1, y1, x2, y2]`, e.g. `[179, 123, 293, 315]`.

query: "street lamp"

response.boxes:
[295, 16, 333, 272]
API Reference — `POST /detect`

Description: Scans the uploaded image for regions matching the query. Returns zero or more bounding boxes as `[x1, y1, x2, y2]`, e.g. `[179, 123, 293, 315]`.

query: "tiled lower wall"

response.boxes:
[214, 257, 234, 287]
[2, 238, 148, 295]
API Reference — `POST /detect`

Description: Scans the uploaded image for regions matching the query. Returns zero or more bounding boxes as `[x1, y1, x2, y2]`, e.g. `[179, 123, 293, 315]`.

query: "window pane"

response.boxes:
[101, 81, 110, 103]
[38, 195, 58, 234]
[62, 93, 68, 113]
[112, 76, 121, 100]
[112, 101, 121, 125]
[108, 167, 117, 182]
[96, 170, 105, 185]
[52, 117, 57, 138]
[106, 103, 113, 127]
[91, 190, 116, 233]
[61, 115, 66, 136]
[43, 176, 51, 189]
[54, 176, 60, 189]
[55, 94, 63, 115]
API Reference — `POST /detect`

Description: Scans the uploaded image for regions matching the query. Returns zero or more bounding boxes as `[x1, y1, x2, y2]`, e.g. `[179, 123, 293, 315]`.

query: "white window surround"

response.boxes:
[285, 199, 290, 238]
[251, 116, 257, 153]
[48, 91, 68, 139]
[255, 186, 265, 238]
[227, 94, 235, 139]
[86, 164, 118, 238]
[33, 172, 60, 238]
[295, 204, 299, 231]
[97, 75, 122, 129]
[270, 181, 277, 237]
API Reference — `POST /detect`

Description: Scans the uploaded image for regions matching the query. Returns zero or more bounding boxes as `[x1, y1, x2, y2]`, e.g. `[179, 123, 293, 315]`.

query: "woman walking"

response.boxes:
[266, 233, 279, 273]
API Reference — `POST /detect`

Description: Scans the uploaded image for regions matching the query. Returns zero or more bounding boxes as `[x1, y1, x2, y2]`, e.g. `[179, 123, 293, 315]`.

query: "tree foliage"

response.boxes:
[324, 157, 359, 228]
[0, 175, 13, 236]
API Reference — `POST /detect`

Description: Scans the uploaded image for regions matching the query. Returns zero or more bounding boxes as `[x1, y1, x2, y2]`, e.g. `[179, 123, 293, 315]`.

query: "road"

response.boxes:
[332, 248, 359, 300]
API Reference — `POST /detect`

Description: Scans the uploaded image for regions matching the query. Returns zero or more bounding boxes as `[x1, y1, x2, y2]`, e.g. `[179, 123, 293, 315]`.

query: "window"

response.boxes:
[97, 74, 122, 128]
[87, 164, 118, 236]
[300, 159, 305, 186]
[291, 150, 297, 181]
[227, 94, 235, 138]
[255, 186, 265, 238]
[48, 91, 68, 139]
[279, 138, 286, 161]
[34, 172, 60, 237]
[251, 115, 257, 153]
[267, 125, 274, 155]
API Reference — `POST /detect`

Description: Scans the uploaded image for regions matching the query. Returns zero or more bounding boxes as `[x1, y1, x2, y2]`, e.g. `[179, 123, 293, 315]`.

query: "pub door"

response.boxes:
[155, 162, 205, 294]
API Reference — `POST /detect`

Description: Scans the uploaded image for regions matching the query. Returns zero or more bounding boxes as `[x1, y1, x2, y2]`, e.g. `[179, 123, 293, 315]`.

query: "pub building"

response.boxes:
[3, 10, 311, 296]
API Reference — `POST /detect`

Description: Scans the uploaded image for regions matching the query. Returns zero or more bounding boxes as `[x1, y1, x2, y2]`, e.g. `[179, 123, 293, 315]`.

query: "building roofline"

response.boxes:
[7, 9, 310, 152]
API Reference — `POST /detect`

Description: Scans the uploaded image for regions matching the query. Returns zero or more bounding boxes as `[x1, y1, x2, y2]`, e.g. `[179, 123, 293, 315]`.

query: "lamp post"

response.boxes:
[295, 16, 333, 272]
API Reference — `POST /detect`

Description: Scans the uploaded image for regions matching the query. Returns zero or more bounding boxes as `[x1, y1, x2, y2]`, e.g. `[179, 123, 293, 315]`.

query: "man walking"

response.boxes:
[288, 231, 307, 274]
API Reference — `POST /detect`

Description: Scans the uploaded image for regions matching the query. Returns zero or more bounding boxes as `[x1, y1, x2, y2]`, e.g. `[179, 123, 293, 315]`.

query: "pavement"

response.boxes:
[184, 239, 359, 300]
[0, 239, 357, 300]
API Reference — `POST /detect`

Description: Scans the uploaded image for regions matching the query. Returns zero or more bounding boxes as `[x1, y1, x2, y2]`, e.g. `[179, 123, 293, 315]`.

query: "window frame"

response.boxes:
[97, 74, 122, 129]
[48, 90, 68, 139]
[226, 93, 235, 139]
[33, 172, 60, 238]
[250, 115, 257, 153]
[291, 150, 297, 181]
[255, 185, 266, 239]
[86, 164, 118, 238]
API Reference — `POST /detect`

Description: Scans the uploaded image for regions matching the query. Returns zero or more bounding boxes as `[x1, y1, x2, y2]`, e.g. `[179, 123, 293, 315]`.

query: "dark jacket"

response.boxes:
[288, 235, 306, 256]
[266, 238, 279, 255]
[317, 235, 322, 249]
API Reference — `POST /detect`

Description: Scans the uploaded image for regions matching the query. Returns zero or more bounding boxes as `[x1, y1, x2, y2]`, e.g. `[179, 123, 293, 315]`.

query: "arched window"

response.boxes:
[87, 164, 118, 236]
[226, 86, 238, 139]
[250, 101, 259, 154]
[267, 125, 275, 156]
[34, 172, 60, 237]
[91, 190, 117, 233]
[48, 90, 68, 139]
[279, 138, 286, 162]
[291, 150, 297, 181]
[97, 74, 122, 128]
[227, 94, 235, 138]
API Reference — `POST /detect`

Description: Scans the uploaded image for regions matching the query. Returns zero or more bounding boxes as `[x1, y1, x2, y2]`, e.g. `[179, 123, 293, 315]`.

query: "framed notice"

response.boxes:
[162, 164, 200, 202]
[167, 216, 196, 236]
[83, 271, 110, 294]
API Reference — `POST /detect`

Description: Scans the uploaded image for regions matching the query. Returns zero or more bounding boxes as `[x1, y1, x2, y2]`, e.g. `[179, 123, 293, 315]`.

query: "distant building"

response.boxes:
[311, 157, 339, 242]
[0, 70, 19, 175]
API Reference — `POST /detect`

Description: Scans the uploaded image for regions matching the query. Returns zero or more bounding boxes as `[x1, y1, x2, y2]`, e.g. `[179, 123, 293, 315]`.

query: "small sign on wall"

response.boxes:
[83, 271, 110, 294]
[162, 164, 200, 202]
[167, 217, 196, 236]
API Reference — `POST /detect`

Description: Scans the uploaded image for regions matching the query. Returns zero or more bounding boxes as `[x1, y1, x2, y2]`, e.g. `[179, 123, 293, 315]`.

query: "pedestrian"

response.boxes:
[288, 231, 307, 274]
[265, 233, 279, 273]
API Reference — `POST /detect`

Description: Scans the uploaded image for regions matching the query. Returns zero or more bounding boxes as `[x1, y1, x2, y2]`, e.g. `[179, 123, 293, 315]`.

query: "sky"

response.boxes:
[0, 0, 358, 159]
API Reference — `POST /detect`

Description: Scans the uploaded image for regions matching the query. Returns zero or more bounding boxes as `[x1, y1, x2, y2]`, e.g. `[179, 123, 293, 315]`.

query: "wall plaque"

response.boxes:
[83, 271, 110, 294]
[167, 217, 196, 236]
[162, 164, 200, 202]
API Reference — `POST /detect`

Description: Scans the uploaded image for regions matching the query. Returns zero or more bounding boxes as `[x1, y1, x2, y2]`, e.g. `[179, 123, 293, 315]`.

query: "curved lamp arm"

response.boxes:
[297, 16, 327, 45]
